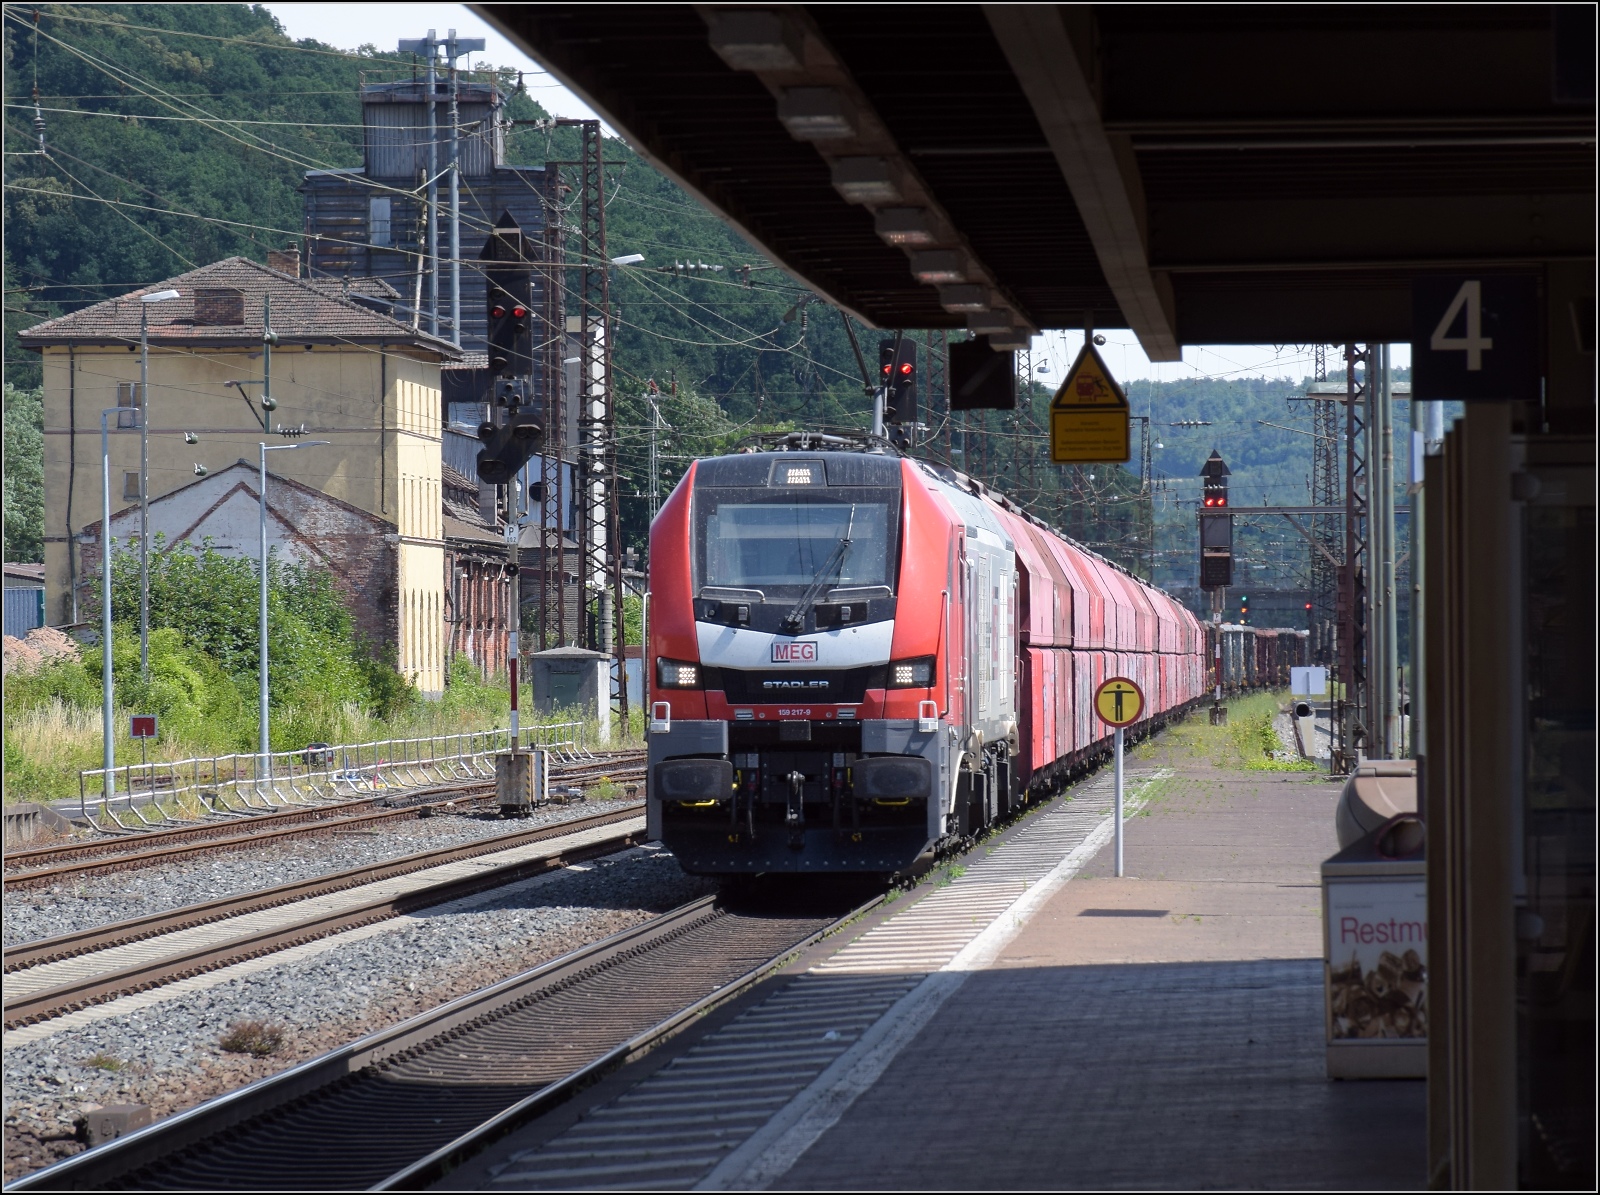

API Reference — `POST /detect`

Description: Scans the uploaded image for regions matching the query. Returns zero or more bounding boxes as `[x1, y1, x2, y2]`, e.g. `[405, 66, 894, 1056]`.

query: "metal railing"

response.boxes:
[76, 723, 592, 832]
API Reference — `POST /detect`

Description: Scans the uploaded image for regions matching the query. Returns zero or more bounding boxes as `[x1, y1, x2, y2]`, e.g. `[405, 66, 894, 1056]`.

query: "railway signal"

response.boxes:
[480, 211, 535, 380]
[476, 405, 545, 486]
[878, 338, 917, 424]
[1198, 450, 1233, 590]
[486, 281, 532, 378]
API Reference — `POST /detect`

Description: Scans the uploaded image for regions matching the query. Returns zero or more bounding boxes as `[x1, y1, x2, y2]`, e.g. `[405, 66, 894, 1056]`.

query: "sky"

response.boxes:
[1031, 332, 1411, 386]
[267, 4, 1410, 385]
[265, 3, 608, 124]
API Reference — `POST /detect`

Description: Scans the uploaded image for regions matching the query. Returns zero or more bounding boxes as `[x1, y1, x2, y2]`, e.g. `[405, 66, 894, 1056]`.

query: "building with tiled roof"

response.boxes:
[21, 254, 472, 694]
[19, 256, 459, 354]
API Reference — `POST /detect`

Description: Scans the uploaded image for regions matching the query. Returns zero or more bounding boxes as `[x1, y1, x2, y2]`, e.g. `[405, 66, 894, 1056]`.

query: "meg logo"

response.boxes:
[771, 641, 818, 663]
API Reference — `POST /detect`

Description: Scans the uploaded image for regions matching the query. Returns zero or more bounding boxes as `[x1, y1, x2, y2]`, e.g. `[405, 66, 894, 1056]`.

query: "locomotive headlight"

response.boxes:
[888, 656, 935, 688]
[655, 657, 701, 689]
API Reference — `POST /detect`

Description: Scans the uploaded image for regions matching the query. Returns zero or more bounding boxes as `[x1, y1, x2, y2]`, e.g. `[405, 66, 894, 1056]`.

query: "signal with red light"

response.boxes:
[878, 337, 918, 425]
[486, 276, 534, 379]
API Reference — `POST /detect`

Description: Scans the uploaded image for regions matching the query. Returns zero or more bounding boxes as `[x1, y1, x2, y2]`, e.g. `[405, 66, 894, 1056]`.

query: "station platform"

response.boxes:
[438, 722, 1426, 1191]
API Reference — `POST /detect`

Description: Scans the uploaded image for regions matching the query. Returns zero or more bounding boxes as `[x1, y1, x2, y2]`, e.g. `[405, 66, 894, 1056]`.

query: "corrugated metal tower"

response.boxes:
[300, 81, 562, 363]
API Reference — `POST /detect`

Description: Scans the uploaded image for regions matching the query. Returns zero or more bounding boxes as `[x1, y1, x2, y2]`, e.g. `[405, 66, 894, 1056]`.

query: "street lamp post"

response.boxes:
[258, 441, 330, 773]
[137, 289, 181, 681]
[98, 407, 124, 808]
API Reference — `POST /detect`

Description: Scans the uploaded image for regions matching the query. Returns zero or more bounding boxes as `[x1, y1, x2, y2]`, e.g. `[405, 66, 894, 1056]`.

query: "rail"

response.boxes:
[10, 892, 875, 1191]
[75, 723, 594, 832]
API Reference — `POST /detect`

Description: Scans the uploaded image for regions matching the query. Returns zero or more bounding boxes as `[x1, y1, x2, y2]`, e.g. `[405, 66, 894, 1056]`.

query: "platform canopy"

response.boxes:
[479, 4, 1593, 356]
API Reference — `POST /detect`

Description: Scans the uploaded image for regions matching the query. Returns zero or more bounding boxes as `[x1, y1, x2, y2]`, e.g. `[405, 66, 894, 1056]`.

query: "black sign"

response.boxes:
[1412, 275, 1539, 402]
[1200, 555, 1232, 590]
[1200, 513, 1232, 551]
[949, 340, 1016, 411]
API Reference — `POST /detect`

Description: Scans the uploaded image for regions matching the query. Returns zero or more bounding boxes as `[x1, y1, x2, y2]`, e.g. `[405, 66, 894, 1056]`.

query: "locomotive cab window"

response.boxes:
[694, 488, 900, 599]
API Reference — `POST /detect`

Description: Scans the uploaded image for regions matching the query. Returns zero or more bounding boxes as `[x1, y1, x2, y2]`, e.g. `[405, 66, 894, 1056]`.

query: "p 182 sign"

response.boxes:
[1411, 275, 1539, 402]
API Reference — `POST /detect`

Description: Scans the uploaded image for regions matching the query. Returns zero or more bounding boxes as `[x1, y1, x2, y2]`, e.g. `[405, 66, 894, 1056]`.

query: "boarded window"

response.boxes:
[122, 470, 142, 501]
[116, 382, 143, 430]
[370, 196, 392, 247]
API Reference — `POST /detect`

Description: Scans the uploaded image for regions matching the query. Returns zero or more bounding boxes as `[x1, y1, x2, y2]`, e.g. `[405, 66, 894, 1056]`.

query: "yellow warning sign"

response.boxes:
[1050, 342, 1130, 463]
[1094, 676, 1144, 727]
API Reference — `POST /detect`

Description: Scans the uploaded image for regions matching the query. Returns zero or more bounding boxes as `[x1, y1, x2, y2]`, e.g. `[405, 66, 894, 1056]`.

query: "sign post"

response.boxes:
[130, 714, 157, 773]
[1094, 676, 1144, 877]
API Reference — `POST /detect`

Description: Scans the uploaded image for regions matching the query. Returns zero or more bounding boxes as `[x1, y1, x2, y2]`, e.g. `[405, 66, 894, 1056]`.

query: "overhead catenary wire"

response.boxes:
[12, 19, 1321, 593]
[13, 22, 831, 355]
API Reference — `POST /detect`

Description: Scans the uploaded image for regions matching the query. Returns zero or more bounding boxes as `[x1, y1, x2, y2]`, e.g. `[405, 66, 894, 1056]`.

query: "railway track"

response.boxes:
[4, 752, 646, 884]
[11, 889, 874, 1192]
[3, 804, 648, 1029]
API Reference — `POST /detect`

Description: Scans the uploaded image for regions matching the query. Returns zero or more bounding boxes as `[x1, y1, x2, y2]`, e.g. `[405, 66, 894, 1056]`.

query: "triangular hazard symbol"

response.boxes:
[1052, 343, 1127, 408]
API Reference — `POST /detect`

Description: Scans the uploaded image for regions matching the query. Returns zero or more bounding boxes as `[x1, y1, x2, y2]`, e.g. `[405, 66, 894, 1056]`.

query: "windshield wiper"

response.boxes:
[782, 504, 855, 634]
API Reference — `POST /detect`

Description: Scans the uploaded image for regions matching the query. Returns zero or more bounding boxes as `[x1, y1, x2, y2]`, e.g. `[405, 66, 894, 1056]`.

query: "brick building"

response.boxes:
[442, 462, 514, 677]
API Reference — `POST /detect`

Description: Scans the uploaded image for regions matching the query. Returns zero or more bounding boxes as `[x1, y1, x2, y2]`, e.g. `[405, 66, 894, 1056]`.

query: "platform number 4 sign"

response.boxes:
[1412, 275, 1539, 402]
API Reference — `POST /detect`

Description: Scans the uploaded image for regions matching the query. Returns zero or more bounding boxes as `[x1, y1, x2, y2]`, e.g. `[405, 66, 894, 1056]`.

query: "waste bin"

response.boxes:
[1322, 819, 1426, 1079]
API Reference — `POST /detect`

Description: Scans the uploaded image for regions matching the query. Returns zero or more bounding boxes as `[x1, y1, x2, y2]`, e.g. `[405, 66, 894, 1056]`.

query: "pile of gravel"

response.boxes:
[3, 846, 713, 1184]
[3, 801, 636, 948]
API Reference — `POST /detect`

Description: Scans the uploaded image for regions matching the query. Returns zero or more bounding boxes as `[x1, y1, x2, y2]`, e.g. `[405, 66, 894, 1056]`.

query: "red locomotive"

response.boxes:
[646, 442, 1208, 875]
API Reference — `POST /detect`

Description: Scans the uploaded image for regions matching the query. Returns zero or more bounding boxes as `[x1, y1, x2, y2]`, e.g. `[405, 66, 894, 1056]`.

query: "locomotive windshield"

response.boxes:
[694, 489, 899, 596]
[708, 503, 887, 588]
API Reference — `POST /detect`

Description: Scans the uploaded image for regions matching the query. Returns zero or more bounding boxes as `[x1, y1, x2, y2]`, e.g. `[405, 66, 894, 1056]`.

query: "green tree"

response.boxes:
[3, 382, 44, 561]
[88, 537, 410, 724]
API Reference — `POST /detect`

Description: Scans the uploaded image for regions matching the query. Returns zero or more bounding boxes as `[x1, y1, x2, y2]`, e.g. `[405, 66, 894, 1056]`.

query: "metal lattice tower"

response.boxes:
[1335, 344, 1370, 771]
[1137, 415, 1155, 582]
[533, 175, 567, 653]
[1014, 344, 1035, 503]
[578, 123, 627, 718]
[1309, 346, 1341, 665]
[924, 329, 948, 464]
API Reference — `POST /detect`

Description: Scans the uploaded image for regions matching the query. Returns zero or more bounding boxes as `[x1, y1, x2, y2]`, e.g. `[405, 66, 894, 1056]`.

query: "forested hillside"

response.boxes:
[3, 2, 1361, 597]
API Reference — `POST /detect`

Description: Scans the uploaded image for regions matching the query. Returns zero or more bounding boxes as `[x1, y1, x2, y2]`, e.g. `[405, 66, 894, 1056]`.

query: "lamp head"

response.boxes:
[141, 289, 181, 304]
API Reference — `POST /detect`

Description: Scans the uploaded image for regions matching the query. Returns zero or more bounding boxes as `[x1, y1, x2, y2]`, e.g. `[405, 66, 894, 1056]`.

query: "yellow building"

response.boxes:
[20, 255, 463, 696]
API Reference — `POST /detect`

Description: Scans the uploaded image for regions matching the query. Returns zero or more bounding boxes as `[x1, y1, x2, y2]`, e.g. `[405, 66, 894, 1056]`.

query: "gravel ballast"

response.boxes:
[3, 845, 714, 1183]
[3, 800, 636, 947]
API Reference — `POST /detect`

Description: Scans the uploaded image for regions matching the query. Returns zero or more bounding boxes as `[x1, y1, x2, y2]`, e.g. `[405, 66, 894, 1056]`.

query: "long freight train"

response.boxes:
[646, 445, 1209, 875]
[1212, 623, 1312, 693]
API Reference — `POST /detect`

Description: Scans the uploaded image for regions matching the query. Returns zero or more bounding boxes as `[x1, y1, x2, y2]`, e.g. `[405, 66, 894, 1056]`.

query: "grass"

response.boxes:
[1134, 690, 1320, 773]
[3, 672, 644, 807]
[936, 863, 969, 888]
[218, 1020, 285, 1057]
[82, 1053, 124, 1072]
